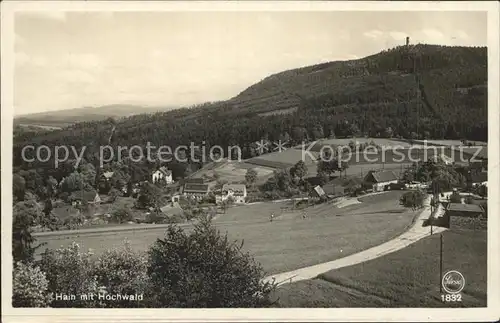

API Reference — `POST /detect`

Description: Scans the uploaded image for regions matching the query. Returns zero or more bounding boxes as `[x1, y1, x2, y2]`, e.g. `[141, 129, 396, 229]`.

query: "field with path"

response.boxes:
[35, 191, 418, 275]
[275, 229, 487, 307]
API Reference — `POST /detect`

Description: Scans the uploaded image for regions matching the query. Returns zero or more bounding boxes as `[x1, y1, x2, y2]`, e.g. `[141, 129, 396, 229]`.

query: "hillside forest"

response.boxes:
[13, 44, 487, 194]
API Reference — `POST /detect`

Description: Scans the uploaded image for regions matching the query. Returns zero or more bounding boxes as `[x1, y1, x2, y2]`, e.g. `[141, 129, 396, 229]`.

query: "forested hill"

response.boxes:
[14, 44, 487, 175]
[228, 44, 486, 118]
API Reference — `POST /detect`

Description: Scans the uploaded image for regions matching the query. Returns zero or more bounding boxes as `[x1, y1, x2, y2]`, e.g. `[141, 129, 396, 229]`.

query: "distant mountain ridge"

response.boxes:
[14, 104, 177, 127]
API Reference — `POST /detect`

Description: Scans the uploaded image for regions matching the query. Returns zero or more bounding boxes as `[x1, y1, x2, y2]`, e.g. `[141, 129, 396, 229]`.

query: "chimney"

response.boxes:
[406, 36, 410, 46]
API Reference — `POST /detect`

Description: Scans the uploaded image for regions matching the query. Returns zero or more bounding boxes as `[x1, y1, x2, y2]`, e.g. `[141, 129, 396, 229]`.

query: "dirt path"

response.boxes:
[263, 196, 447, 286]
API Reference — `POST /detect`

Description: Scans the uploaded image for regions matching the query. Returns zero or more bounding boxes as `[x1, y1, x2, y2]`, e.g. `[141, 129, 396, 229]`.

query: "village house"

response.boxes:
[216, 184, 247, 204]
[444, 203, 485, 230]
[310, 185, 326, 200]
[69, 190, 101, 207]
[184, 178, 204, 184]
[363, 170, 399, 192]
[152, 166, 173, 185]
[322, 182, 345, 197]
[182, 182, 210, 200]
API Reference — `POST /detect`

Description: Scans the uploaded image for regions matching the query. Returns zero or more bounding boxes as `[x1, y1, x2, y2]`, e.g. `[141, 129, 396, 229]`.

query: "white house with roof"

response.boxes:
[152, 166, 173, 185]
[216, 184, 247, 204]
[363, 170, 399, 192]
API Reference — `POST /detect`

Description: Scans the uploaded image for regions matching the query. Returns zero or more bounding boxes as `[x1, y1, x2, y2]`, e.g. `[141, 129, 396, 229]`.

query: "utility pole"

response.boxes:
[414, 53, 421, 165]
[439, 234, 443, 293]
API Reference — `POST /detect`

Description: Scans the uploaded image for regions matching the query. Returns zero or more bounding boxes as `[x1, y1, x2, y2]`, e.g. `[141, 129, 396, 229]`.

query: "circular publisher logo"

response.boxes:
[442, 270, 465, 294]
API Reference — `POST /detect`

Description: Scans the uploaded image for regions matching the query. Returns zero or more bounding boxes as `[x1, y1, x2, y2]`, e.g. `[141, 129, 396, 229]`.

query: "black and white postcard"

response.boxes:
[1, 1, 499, 322]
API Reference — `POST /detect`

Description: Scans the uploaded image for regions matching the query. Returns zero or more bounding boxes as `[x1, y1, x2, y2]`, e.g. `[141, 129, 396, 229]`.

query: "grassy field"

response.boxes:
[245, 144, 476, 174]
[274, 229, 487, 307]
[35, 191, 417, 275]
[246, 149, 320, 168]
[190, 159, 275, 185]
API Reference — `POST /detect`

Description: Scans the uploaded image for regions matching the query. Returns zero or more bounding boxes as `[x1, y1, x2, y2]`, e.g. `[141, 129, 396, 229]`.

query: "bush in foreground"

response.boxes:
[93, 242, 150, 308]
[147, 218, 277, 307]
[15, 220, 276, 308]
[40, 243, 100, 307]
[12, 262, 51, 307]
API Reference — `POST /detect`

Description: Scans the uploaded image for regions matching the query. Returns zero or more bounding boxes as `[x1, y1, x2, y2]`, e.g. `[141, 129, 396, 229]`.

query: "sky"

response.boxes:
[14, 10, 487, 115]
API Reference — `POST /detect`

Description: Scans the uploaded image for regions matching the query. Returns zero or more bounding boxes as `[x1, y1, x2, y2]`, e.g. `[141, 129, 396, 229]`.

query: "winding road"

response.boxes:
[263, 196, 447, 286]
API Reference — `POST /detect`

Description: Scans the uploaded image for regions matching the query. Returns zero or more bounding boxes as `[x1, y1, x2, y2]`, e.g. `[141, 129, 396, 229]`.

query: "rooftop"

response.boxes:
[185, 178, 204, 184]
[184, 183, 209, 193]
[222, 184, 246, 194]
[365, 170, 398, 183]
[322, 183, 345, 195]
[312, 185, 326, 197]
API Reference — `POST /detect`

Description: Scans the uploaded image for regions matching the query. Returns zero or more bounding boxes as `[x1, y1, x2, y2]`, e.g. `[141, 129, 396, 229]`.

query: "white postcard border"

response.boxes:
[1, 1, 499, 322]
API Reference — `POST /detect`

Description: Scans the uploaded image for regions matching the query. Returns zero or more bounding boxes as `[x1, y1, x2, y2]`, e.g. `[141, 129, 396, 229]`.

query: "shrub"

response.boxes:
[147, 219, 277, 307]
[145, 211, 165, 224]
[40, 242, 99, 307]
[111, 206, 133, 223]
[12, 262, 51, 307]
[400, 190, 427, 210]
[93, 242, 150, 308]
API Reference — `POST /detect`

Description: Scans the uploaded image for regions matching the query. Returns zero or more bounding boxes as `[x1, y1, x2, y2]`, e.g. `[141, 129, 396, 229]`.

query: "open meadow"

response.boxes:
[189, 159, 275, 185]
[274, 229, 487, 307]
[34, 191, 418, 275]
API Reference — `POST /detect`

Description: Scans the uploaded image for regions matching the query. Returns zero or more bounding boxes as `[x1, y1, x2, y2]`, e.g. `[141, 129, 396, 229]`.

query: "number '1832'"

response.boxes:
[441, 294, 462, 302]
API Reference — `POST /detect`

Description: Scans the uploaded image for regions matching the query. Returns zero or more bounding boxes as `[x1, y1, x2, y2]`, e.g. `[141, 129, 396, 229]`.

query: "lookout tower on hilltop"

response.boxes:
[406, 36, 410, 46]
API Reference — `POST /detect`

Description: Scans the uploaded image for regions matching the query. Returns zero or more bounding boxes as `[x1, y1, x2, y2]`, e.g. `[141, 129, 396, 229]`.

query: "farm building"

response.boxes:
[182, 183, 210, 200]
[445, 203, 485, 230]
[216, 184, 247, 204]
[185, 178, 204, 184]
[310, 185, 326, 199]
[69, 190, 101, 207]
[363, 170, 399, 192]
[152, 166, 173, 185]
[322, 183, 345, 197]
[331, 177, 364, 194]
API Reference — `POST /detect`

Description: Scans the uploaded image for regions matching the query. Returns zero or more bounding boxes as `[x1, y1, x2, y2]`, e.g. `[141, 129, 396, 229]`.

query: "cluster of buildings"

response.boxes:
[60, 153, 488, 230]
[174, 178, 247, 205]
